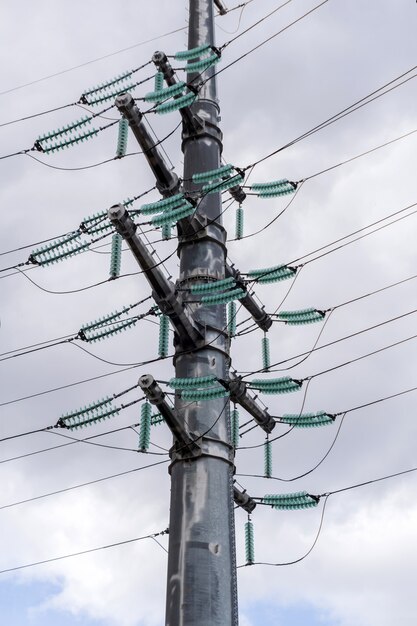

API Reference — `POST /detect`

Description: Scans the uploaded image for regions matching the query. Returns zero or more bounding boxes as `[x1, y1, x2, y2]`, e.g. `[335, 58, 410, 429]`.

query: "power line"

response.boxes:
[0, 459, 169, 513]
[287, 201, 417, 267]
[307, 331, 417, 382]
[220, 0, 296, 48]
[305, 127, 417, 181]
[2, 117, 414, 271]
[0, 385, 143, 444]
[2, 223, 416, 412]
[3, 261, 417, 411]
[215, 0, 331, 85]
[0, 421, 153, 465]
[0, 528, 169, 575]
[18, 457, 412, 576]
[0, 25, 184, 98]
[231, 127, 417, 242]
[239, 306, 417, 378]
[247, 65, 417, 169]
[238, 463, 417, 568]
[0, 0, 255, 101]
[238, 414, 346, 483]
[237, 496, 329, 568]
[0, 305, 155, 363]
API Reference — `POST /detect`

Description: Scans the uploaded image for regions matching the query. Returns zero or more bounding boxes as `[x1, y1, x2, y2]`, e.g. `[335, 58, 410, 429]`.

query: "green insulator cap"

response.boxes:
[262, 491, 318, 510]
[116, 118, 129, 158]
[175, 44, 211, 60]
[264, 440, 272, 478]
[161, 223, 172, 240]
[151, 202, 194, 226]
[192, 164, 235, 183]
[139, 402, 152, 451]
[191, 277, 235, 294]
[181, 387, 229, 401]
[169, 375, 217, 390]
[257, 186, 296, 198]
[228, 300, 237, 337]
[202, 173, 244, 195]
[154, 71, 164, 91]
[144, 81, 186, 102]
[245, 520, 255, 564]
[200, 287, 245, 306]
[140, 193, 185, 215]
[155, 91, 196, 114]
[186, 53, 220, 73]
[231, 408, 239, 448]
[261, 336, 270, 370]
[109, 233, 122, 279]
[158, 315, 170, 357]
[235, 206, 244, 239]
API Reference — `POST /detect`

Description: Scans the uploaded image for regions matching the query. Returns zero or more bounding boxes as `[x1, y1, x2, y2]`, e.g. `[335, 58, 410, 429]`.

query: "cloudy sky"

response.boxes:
[1, 1, 417, 625]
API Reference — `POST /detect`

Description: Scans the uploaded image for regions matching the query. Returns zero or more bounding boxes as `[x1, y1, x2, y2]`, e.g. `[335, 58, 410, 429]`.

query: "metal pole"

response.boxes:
[165, 1, 238, 624]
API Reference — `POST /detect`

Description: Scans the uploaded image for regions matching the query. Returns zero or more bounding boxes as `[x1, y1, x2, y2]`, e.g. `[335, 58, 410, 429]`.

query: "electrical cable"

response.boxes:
[304, 128, 417, 181]
[213, 0, 331, 86]
[0, 528, 169, 575]
[0, 210, 417, 407]
[228, 123, 417, 243]
[238, 306, 417, 377]
[0, 23, 186, 97]
[0, 304, 155, 364]
[0, 102, 78, 128]
[267, 310, 335, 373]
[41, 414, 165, 455]
[0, 186, 156, 262]
[237, 496, 329, 568]
[244, 330, 417, 397]
[238, 413, 346, 483]
[0, 385, 143, 444]
[227, 181, 305, 242]
[321, 465, 417, 498]
[22, 120, 182, 172]
[11, 244, 178, 294]
[246, 65, 417, 169]
[0, 421, 153, 466]
[220, 0, 296, 46]
[0, 0, 256, 105]
[303, 331, 417, 383]
[239, 463, 417, 568]
[1, 121, 413, 271]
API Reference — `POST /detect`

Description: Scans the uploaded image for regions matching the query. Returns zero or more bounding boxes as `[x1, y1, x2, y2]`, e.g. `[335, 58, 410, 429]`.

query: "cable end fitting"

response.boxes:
[108, 204, 137, 238]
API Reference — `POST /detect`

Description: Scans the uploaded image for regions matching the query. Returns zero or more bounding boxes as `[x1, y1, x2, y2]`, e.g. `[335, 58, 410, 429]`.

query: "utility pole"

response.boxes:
[165, 2, 237, 624]
[110, 2, 271, 623]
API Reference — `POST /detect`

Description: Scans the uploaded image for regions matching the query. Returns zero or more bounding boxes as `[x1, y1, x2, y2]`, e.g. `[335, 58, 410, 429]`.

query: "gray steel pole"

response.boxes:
[165, 1, 238, 624]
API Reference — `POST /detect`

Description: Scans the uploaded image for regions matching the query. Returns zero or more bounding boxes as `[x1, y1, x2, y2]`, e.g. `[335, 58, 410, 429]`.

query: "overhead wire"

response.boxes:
[0, 420, 162, 466]
[239, 413, 347, 482]
[237, 496, 329, 568]
[238, 462, 417, 568]
[213, 0, 331, 86]
[0, 0, 255, 101]
[0, 528, 169, 575]
[238, 305, 417, 378]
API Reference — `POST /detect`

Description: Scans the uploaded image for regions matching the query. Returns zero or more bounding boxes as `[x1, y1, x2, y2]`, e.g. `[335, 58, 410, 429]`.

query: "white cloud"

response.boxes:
[1, 1, 417, 625]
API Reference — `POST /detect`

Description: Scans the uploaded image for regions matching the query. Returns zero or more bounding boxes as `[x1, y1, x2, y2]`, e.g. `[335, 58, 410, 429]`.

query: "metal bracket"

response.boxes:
[177, 213, 227, 252]
[108, 205, 203, 351]
[214, 0, 227, 15]
[114, 93, 180, 197]
[152, 50, 204, 136]
[226, 264, 273, 332]
[139, 375, 201, 459]
[226, 375, 276, 434]
[169, 433, 234, 473]
[233, 486, 257, 513]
